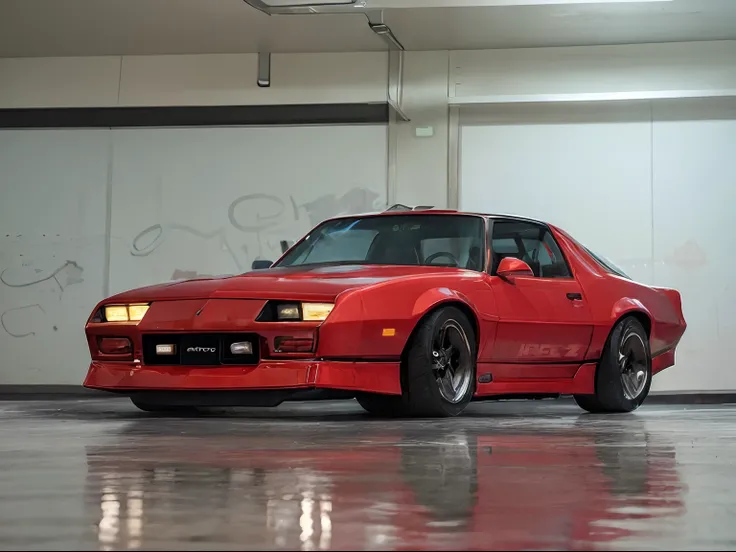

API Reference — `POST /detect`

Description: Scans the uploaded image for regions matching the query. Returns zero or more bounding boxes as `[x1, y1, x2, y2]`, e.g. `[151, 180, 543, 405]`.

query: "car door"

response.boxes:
[487, 219, 593, 363]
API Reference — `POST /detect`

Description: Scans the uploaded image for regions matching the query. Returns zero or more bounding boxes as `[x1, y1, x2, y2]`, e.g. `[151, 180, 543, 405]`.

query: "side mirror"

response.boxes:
[496, 257, 534, 283]
[251, 259, 273, 270]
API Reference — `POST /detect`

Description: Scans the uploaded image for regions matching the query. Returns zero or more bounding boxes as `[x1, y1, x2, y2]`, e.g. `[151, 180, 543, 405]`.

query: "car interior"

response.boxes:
[490, 221, 571, 279]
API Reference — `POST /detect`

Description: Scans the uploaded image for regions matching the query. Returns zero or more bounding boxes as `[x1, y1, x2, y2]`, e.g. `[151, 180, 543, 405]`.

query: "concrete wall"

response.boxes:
[1, 40, 735, 388]
[450, 41, 736, 100]
[0, 125, 389, 385]
[3, 41, 734, 211]
[0, 52, 389, 107]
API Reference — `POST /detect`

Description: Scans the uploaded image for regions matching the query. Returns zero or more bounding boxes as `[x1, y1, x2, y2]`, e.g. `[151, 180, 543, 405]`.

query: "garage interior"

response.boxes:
[1, 0, 736, 549]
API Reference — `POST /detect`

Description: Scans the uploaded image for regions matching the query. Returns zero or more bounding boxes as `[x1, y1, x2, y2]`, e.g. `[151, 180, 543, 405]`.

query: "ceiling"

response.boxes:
[0, 0, 734, 57]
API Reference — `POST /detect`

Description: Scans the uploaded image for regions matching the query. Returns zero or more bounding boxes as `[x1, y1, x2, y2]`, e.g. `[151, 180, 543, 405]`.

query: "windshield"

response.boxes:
[275, 214, 486, 271]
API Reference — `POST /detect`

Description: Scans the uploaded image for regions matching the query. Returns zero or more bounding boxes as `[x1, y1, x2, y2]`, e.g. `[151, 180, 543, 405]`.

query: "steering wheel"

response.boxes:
[424, 251, 460, 267]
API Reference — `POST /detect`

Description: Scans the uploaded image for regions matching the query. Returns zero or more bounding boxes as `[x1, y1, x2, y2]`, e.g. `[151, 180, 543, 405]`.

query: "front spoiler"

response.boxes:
[83, 359, 401, 397]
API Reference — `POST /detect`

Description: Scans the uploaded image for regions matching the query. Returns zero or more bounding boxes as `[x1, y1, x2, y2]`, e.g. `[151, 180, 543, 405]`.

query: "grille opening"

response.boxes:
[142, 333, 260, 366]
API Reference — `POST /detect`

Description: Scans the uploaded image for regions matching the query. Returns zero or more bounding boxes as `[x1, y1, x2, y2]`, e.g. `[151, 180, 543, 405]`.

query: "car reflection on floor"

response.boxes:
[84, 416, 684, 551]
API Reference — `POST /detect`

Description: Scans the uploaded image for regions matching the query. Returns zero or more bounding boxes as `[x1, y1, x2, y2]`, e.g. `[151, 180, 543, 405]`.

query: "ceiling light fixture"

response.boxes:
[244, 0, 365, 14]
[326, 0, 673, 7]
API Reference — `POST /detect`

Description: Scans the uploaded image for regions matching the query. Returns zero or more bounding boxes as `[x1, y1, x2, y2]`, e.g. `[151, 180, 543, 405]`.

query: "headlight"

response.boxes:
[301, 303, 334, 321]
[276, 304, 301, 320]
[102, 303, 150, 322]
[272, 302, 334, 322]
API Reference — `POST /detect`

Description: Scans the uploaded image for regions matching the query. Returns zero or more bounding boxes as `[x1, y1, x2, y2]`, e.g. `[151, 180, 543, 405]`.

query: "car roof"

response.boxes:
[324, 206, 550, 227]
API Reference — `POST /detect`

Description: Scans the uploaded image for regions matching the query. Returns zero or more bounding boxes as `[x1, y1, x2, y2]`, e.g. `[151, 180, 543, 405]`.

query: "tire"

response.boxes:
[355, 394, 407, 417]
[401, 305, 477, 417]
[574, 316, 652, 414]
[130, 398, 200, 415]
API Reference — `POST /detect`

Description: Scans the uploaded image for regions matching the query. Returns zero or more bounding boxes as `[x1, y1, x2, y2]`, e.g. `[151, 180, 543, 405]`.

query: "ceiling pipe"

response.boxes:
[364, 9, 405, 50]
[242, 0, 404, 50]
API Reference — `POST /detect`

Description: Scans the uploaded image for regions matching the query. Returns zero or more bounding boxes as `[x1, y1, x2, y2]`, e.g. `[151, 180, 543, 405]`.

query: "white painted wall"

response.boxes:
[458, 101, 655, 282]
[1, 40, 735, 388]
[0, 52, 389, 108]
[450, 40, 736, 100]
[650, 98, 736, 393]
[394, 50, 450, 209]
[107, 125, 387, 296]
[458, 98, 736, 392]
[0, 130, 110, 384]
[0, 125, 387, 385]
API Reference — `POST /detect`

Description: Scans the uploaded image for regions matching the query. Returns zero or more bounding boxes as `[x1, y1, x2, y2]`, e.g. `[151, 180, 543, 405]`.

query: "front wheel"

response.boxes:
[401, 305, 477, 417]
[130, 398, 200, 416]
[574, 316, 652, 414]
[355, 394, 407, 417]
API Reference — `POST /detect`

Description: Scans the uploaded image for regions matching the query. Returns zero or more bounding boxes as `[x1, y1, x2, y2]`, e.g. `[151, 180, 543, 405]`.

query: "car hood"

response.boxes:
[106, 264, 468, 303]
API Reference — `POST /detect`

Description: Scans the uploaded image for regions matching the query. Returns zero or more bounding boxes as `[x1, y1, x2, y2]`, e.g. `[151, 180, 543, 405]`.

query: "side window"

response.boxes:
[490, 221, 571, 278]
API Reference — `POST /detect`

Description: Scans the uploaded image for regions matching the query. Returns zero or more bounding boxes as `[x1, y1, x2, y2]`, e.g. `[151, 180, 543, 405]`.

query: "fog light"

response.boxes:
[156, 344, 176, 355]
[230, 341, 253, 355]
[98, 337, 132, 355]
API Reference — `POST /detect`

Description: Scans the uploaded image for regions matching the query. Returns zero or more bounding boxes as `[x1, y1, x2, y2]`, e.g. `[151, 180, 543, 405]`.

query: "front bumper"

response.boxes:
[83, 359, 401, 395]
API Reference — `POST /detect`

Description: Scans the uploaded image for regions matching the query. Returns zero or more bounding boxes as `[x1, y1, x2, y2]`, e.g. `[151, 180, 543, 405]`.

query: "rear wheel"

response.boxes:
[574, 316, 652, 414]
[130, 398, 200, 415]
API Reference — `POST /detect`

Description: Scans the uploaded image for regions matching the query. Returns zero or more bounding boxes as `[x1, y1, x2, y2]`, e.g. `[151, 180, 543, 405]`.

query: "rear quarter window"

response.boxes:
[584, 247, 630, 279]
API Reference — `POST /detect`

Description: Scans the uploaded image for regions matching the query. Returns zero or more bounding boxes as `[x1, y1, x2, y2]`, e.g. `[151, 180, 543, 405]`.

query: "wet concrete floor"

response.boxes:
[0, 397, 735, 550]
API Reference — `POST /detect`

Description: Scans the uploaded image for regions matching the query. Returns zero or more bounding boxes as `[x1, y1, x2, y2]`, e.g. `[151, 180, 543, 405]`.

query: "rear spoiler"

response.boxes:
[384, 204, 436, 212]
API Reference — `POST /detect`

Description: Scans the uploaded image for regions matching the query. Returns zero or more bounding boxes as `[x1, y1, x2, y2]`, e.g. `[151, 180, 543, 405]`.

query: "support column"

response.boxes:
[392, 51, 451, 209]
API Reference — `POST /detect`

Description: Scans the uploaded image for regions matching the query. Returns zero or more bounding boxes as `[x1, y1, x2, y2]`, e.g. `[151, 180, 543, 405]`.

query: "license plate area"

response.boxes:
[142, 333, 260, 366]
[180, 335, 219, 366]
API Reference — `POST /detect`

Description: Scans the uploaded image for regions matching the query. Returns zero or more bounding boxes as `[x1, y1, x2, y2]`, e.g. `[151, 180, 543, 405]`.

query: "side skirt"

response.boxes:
[474, 362, 598, 397]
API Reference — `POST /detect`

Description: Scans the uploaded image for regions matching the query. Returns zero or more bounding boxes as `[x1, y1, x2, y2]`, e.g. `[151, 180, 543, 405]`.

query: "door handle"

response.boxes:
[566, 292, 583, 301]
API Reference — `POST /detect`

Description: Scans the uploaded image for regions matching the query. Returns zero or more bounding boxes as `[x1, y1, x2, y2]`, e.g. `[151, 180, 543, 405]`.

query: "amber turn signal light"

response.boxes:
[274, 336, 314, 353]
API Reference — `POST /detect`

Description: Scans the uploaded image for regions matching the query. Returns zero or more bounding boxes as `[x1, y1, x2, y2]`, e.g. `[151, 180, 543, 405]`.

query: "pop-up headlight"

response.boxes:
[301, 303, 334, 321]
[101, 303, 150, 322]
[276, 304, 301, 320]
[265, 302, 334, 322]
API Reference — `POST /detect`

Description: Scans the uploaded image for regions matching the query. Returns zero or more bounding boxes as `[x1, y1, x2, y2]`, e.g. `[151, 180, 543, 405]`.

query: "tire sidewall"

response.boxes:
[408, 306, 477, 416]
[598, 317, 652, 412]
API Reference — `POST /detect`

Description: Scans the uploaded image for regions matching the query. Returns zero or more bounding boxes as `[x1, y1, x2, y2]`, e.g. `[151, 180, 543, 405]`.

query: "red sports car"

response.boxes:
[83, 206, 687, 417]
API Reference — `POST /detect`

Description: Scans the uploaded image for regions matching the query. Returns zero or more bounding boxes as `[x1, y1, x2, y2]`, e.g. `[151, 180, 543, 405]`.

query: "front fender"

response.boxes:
[317, 276, 492, 360]
[412, 287, 477, 318]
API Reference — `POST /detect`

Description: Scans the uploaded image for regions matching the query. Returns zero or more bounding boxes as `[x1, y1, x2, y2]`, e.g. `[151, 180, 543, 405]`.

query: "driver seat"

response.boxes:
[366, 235, 419, 265]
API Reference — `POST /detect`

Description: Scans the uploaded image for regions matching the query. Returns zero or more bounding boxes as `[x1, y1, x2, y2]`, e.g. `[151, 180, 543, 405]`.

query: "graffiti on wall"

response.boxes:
[128, 188, 383, 281]
[0, 187, 383, 340]
[0, 260, 85, 338]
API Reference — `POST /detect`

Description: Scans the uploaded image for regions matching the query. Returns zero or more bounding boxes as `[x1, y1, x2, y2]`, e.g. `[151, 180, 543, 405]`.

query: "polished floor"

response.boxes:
[1, 398, 735, 551]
